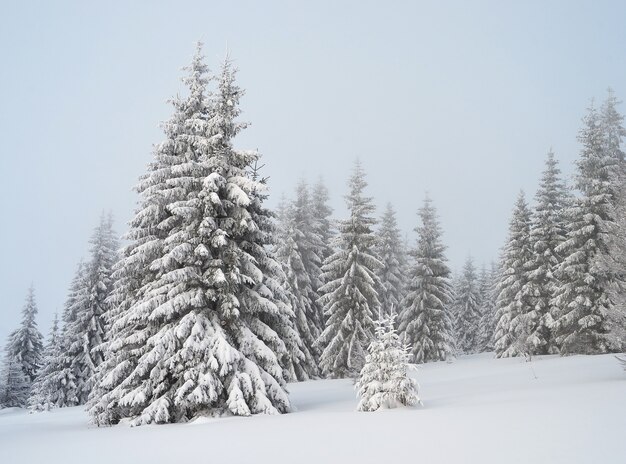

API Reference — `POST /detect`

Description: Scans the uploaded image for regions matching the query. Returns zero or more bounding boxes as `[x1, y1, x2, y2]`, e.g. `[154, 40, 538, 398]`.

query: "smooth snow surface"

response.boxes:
[1, 353, 624, 464]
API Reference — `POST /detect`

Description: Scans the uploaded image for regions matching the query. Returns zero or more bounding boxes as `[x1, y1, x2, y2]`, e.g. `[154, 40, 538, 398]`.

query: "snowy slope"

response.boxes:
[1, 353, 624, 464]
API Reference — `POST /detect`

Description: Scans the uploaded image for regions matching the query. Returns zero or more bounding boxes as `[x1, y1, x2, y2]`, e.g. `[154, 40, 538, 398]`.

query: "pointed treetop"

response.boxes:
[213, 52, 247, 140]
[601, 87, 626, 162]
[346, 159, 373, 205]
[182, 40, 209, 94]
[22, 284, 38, 320]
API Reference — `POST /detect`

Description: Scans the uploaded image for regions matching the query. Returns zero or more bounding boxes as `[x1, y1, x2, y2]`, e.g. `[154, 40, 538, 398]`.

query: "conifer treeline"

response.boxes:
[0, 213, 117, 409]
[492, 93, 626, 357]
[1, 46, 625, 423]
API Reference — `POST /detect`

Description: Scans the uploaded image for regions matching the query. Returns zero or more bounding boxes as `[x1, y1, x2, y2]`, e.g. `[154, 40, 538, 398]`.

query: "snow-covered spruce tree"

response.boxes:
[376, 203, 408, 317]
[62, 213, 118, 405]
[6, 286, 44, 384]
[274, 182, 324, 379]
[246, 164, 308, 384]
[356, 313, 420, 412]
[599, 90, 626, 350]
[476, 261, 499, 352]
[317, 160, 382, 378]
[552, 103, 624, 354]
[524, 151, 571, 355]
[54, 262, 87, 408]
[90, 47, 296, 426]
[453, 257, 482, 354]
[50, 313, 60, 346]
[28, 313, 60, 411]
[0, 353, 30, 408]
[493, 192, 534, 358]
[448, 271, 461, 342]
[84, 212, 119, 368]
[475, 264, 489, 351]
[311, 177, 335, 266]
[398, 196, 454, 363]
[29, 262, 87, 411]
[290, 180, 326, 337]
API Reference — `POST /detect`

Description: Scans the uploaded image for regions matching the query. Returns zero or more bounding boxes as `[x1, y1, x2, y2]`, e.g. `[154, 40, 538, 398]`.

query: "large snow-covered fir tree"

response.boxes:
[356, 313, 420, 412]
[398, 197, 454, 363]
[5, 286, 44, 384]
[317, 160, 382, 378]
[89, 46, 298, 425]
[274, 181, 325, 379]
[493, 192, 534, 358]
[552, 102, 624, 354]
[453, 257, 482, 354]
[28, 314, 60, 411]
[62, 213, 118, 405]
[376, 203, 407, 317]
[524, 151, 571, 355]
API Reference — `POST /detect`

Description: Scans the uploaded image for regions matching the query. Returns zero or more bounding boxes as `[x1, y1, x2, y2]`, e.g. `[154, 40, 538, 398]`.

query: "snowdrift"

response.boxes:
[1, 353, 624, 464]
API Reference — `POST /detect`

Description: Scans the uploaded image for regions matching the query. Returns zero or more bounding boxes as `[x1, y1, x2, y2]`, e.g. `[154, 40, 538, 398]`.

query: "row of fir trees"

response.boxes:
[491, 91, 626, 358]
[1, 46, 625, 422]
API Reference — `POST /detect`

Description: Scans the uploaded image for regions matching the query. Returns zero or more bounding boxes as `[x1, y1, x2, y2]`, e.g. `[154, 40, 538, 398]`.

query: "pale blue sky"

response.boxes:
[1, 0, 626, 341]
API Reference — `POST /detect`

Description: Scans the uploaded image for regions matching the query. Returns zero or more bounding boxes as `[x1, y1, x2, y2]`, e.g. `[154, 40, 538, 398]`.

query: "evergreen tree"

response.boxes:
[376, 203, 407, 317]
[28, 314, 61, 411]
[0, 354, 30, 408]
[317, 160, 382, 378]
[55, 262, 86, 407]
[89, 47, 296, 425]
[553, 103, 623, 354]
[5, 286, 44, 383]
[474, 265, 487, 352]
[311, 177, 335, 266]
[246, 165, 307, 384]
[25, 261, 92, 411]
[398, 197, 454, 363]
[356, 313, 420, 412]
[476, 262, 499, 352]
[599, 89, 626, 350]
[453, 257, 482, 354]
[63, 213, 118, 404]
[448, 271, 462, 343]
[291, 180, 326, 335]
[493, 192, 534, 358]
[49, 313, 60, 346]
[274, 182, 324, 379]
[600, 88, 626, 173]
[525, 151, 570, 355]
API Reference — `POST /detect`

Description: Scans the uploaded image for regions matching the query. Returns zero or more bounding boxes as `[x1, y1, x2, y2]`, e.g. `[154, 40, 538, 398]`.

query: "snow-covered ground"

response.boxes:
[1, 353, 624, 464]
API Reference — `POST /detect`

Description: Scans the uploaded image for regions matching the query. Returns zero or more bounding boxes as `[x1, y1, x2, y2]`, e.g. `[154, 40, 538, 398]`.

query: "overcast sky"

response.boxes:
[1, 0, 626, 342]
